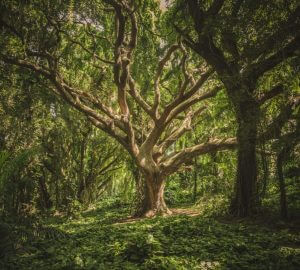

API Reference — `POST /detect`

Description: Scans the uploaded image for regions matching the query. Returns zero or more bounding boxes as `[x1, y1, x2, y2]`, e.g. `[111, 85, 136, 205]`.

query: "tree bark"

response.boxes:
[193, 157, 198, 203]
[276, 149, 288, 220]
[193, 174, 198, 203]
[211, 152, 218, 194]
[259, 144, 269, 198]
[132, 165, 145, 216]
[38, 176, 52, 209]
[230, 99, 259, 217]
[134, 172, 171, 217]
[77, 139, 86, 202]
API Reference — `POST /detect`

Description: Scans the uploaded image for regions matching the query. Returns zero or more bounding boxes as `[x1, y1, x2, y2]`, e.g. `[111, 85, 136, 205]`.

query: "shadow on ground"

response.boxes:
[1, 204, 300, 270]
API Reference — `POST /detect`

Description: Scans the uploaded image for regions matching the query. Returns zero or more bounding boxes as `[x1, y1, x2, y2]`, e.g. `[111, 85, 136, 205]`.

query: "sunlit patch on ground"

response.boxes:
[2, 203, 300, 270]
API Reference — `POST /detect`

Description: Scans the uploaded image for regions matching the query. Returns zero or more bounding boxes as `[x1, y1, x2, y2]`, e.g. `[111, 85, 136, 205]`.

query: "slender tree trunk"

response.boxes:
[193, 169, 198, 203]
[193, 157, 199, 203]
[38, 176, 52, 209]
[260, 145, 269, 198]
[77, 139, 86, 202]
[55, 175, 59, 209]
[230, 99, 260, 217]
[211, 152, 218, 193]
[276, 150, 288, 220]
[135, 172, 171, 217]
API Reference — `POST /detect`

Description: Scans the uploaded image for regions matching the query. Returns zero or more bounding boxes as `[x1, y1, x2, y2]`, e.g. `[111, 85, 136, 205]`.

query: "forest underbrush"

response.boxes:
[1, 196, 299, 270]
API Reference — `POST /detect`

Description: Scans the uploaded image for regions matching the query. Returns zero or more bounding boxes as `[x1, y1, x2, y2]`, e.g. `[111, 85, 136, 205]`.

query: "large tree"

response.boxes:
[170, 0, 300, 216]
[0, 0, 236, 216]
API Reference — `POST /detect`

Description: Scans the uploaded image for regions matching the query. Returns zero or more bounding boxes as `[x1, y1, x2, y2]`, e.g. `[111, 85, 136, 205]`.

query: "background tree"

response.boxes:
[169, 0, 300, 216]
[0, 59, 124, 215]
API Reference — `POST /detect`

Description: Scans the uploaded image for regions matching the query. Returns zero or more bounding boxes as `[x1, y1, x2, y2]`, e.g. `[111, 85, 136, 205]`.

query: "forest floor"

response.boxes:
[115, 207, 202, 225]
[1, 201, 300, 270]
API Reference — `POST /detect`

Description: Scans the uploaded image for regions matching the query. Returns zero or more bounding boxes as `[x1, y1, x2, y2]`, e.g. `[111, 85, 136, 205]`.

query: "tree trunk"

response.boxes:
[211, 152, 218, 194]
[38, 176, 52, 209]
[132, 165, 144, 216]
[276, 150, 288, 220]
[77, 138, 86, 202]
[193, 157, 199, 203]
[230, 99, 259, 217]
[260, 144, 269, 198]
[134, 172, 171, 217]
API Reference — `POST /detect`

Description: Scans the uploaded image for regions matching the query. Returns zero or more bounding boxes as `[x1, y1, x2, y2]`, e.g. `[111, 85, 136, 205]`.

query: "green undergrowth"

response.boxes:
[1, 201, 300, 270]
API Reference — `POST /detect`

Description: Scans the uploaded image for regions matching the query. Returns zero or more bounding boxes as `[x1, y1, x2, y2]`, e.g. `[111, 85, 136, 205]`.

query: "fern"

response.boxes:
[0, 148, 37, 213]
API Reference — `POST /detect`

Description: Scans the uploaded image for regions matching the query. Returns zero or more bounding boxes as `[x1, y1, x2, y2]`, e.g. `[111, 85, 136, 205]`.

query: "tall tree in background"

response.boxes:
[0, 0, 237, 217]
[170, 0, 300, 216]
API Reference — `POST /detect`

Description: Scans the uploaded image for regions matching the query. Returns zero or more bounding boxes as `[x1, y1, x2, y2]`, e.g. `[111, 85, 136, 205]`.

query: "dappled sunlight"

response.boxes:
[3, 203, 299, 269]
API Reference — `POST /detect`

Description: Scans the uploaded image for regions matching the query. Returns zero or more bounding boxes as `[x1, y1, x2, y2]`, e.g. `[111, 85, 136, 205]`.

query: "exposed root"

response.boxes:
[114, 207, 201, 225]
[142, 208, 173, 218]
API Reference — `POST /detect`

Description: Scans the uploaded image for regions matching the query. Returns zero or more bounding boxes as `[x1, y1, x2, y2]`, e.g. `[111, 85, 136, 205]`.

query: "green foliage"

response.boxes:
[0, 149, 37, 214]
[196, 195, 229, 217]
[1, 202, 299, 270]
[0, 149, 35, 185]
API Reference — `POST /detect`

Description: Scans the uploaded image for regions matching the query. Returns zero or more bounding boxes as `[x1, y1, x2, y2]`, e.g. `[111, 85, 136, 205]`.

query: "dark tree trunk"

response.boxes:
[260, 145, 269, 198]
[134, 172, 171, 217]
[38, 176, 52, 209]
[77, 139, 86, 202]
[230, 99, 260, 217]
[55, 175, 59, 209]
[276, 150, 288, 220]
[77, 184, 84, 202]
[193, 168, 198, 203]
[193, 157, 200, 203]
[211, 152, 218, 193]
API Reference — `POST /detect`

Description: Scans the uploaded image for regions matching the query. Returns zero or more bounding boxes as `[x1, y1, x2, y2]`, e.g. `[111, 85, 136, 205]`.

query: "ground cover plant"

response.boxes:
[1, 199, 300, 270]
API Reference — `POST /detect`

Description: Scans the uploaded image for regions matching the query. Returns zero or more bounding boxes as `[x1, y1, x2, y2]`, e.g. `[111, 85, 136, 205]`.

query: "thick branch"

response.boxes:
[104, 0, 139, 155]
[123, 2, 138, 56]
[259, 96, 299, 141]
[247, 6, 300, 61]
[257, 84, 283, 105]
[165, 86, 220, 125]
[1, 55, 134, 154]
[164, 69, 213, 120]
[153, 44, 180, 117]
[59, 80, 129, 134]
[128, 75, 156, 120]
[187, 0, 205, 34]
[140, 80, 218, 155]
[250, 35, 300, 80]
[88, 116, 131, 154]
[1, 55, 52, 79]
[162, 137, 237, 175]
[206, 0, 226, 16]
[156, 106, 206, 156]
[178, 44, 194, 95]
[173, 24, 196, 49]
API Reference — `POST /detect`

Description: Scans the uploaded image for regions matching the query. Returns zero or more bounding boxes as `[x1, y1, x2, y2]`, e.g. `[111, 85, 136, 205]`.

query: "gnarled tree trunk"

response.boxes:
[135, 172, 171, 217]
[230, 99, 260, 217]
